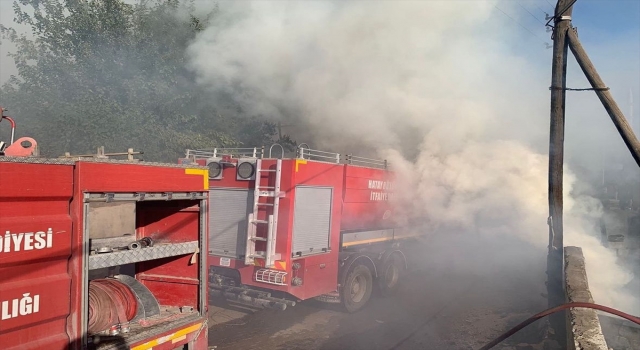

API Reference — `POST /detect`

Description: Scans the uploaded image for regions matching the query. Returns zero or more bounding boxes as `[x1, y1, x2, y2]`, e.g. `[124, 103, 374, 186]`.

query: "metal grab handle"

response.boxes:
[245, 213, 256, 264]
[268, 143, 284, 159]
[265, 215, 275, 268]
[0, 106, 16, 146]
[1, 115, 16, 145]
[297, 143, 310, 160]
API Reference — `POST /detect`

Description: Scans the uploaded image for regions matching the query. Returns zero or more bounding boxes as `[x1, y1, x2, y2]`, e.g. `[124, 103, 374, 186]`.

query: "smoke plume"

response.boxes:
[188, 1, 639, 314]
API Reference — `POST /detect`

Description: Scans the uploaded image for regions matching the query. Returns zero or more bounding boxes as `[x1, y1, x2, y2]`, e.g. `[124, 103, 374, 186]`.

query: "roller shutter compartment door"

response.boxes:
[209, 189, 253, 258]
[292, 186, 333, 256]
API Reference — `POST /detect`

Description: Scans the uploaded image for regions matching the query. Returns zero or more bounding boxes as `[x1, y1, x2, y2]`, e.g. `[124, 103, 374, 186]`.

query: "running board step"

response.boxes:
[209, 285, 296, 311]
[248, 252, 282, 260]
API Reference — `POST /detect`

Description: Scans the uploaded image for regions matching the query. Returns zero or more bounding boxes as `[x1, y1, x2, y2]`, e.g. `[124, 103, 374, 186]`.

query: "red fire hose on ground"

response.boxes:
[88, 279, 138, 334]
[478, 302, 640, 350]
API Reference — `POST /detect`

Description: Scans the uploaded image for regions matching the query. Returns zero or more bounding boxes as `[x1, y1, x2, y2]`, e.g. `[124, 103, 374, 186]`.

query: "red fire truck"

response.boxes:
[1, 110, 210, 349]
[180, 145, 422, 313]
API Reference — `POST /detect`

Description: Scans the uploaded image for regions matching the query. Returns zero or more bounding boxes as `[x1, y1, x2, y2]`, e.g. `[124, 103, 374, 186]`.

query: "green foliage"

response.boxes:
[0, 0, 290, 161]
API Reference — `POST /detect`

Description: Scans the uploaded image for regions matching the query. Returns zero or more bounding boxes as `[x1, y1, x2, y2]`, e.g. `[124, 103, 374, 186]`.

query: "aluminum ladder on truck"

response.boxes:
[245, 159, 283, 267]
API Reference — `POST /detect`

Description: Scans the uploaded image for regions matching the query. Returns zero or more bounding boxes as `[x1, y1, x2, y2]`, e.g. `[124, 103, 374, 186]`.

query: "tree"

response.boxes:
[0, 0, 292, 161]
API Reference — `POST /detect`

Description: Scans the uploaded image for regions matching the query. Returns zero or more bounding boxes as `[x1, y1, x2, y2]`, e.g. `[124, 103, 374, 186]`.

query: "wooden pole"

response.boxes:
[566, 28, 640, 167]
[547, 0, 574, 345]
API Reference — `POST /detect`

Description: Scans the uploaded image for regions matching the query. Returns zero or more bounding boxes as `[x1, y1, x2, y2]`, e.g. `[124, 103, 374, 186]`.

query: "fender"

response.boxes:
[380, 249, 408, 271]
[338, 253, 378, 288]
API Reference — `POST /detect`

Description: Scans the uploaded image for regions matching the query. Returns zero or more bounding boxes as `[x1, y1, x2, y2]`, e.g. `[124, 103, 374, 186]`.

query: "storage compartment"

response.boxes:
[208, 188, 253, 258]
[84, 195, 206, 349]
[291, 186, 333, 257]
[136, 200, 202, 309]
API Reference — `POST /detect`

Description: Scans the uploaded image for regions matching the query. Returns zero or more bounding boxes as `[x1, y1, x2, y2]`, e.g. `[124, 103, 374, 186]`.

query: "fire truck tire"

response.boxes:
[378, 254, 402, 297]
[342, 264, 373, 313]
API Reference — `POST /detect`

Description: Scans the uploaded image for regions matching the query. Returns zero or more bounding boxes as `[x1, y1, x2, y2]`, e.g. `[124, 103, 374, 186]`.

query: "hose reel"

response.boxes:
[88, 279, 138, 334]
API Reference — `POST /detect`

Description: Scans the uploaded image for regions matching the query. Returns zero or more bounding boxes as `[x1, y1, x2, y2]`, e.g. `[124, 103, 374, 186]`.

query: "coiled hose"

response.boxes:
[88, 279, 138, 334]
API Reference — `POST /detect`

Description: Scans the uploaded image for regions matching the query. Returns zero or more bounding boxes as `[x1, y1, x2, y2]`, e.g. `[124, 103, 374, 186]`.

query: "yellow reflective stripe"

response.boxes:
[275, 260, 287, 271]
[253, 260, 286, 270]
[295, 159, 307, 172]
[131, 323, 202, 350]
[171, 335, 187, 344]
[185, 169, 209, 190]
[342, 237, 392, 247]
[342, 233, 423, 247]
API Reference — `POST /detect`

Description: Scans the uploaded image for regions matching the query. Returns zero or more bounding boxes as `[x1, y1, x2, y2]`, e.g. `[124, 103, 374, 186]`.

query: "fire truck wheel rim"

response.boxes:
[383, 262, 399, 288]
[343, 264, 373, 312]
[378, 255, 403, 297]
[351, 275, 366, 302]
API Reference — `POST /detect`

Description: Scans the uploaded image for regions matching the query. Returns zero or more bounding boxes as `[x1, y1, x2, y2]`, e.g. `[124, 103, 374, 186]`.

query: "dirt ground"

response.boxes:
[207, 235, 552, 350]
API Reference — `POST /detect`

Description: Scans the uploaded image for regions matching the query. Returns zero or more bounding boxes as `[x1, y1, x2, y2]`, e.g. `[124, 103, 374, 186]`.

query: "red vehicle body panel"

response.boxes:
[0, 160, 74, 350]
[341, 165, 395, 231]
[206, 155, 394, 301]
[1, 158, 209, 350]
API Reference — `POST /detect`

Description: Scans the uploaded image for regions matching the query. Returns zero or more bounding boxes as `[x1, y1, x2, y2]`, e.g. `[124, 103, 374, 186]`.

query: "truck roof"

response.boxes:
[181, 145, 391, 171]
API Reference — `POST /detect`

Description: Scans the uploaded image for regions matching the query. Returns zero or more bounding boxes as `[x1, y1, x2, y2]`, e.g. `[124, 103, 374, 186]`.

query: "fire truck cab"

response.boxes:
[180, 145, 420, 313]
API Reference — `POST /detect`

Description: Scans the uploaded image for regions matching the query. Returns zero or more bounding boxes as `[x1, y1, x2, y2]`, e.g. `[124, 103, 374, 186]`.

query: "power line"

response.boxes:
[494, 5, 549, 47]
[517, 2, 546, 26]
[535, 1, 553, 25]
[535, 4, 548, 15]
[545, 0, 578, 28]
[545, 0, 555, 10]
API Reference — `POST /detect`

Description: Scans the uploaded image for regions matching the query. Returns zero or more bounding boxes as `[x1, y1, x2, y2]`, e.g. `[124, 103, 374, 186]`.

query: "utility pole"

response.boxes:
[547, 0, 574, 345]
[631, 89, 635, 135]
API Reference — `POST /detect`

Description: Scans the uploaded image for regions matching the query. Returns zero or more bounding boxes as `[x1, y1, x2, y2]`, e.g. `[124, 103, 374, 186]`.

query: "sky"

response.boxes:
[481, 0, 640, 169]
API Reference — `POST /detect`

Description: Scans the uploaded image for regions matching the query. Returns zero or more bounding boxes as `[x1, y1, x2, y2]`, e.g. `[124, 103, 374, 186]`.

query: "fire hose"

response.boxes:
[478, 302, 640, 350]
[88, 279, 138, 334]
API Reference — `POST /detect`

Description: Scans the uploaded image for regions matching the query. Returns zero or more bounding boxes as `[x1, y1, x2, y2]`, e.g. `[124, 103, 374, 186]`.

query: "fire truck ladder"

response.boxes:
[245, 159, 283, 268]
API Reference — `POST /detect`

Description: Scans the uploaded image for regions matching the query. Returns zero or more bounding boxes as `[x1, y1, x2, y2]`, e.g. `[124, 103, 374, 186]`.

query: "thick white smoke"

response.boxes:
[388, 143, 637, 311]
[188, 1, 638, 314]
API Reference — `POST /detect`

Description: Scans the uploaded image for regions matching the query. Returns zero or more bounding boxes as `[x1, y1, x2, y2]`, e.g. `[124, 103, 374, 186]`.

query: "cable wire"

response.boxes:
[535, 4, 549, 15]
[557, 0, 577, 17]
[494, 5, 548, 46]
[545, 0, 555, 9]
[477, 302, 640, 350]
[545, 0, 578, 28]
[517, 2, 546, 26]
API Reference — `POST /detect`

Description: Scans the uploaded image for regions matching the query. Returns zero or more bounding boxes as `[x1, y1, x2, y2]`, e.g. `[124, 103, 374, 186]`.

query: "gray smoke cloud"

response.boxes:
[187, 0, 639, 314]
[0, 0, 30, 85]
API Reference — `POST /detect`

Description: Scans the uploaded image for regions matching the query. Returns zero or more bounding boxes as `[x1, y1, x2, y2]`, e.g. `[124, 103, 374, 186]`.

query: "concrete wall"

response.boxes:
[564, 246, 609, 350]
